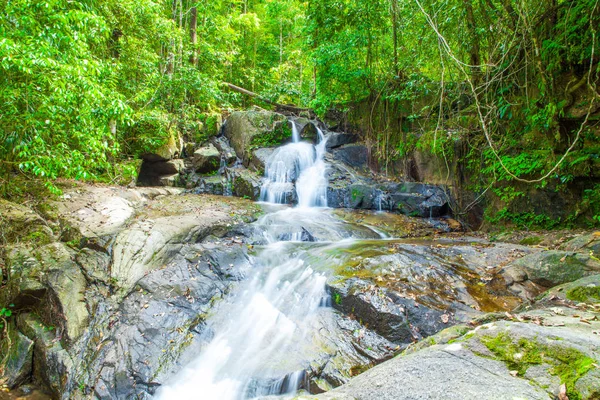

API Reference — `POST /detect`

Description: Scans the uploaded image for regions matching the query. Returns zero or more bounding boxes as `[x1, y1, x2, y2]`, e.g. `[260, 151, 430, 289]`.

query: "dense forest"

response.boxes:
[1, 0, 599, 228]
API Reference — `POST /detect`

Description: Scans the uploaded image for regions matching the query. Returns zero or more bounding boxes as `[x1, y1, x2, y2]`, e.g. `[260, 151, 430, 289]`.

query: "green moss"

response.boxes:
[481, 332, 595, 399]
[566, 285, 600, 303]
[519, 236, 543, 246]
[250, 118, 292, 148]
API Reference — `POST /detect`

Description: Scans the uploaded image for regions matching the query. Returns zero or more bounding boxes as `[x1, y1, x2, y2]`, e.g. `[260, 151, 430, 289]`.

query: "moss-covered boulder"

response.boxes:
[0, 199, 55, 248]
[224, 110, 292, 166]
[504, 250, 600, 289]
[0, 323, 34, 389]
[226, 168, 263, 200]
[542, 274, 600, 303]
[562, 233, 600, 255]
[308, 307, 600, 400]
[193, 143, 221, 173]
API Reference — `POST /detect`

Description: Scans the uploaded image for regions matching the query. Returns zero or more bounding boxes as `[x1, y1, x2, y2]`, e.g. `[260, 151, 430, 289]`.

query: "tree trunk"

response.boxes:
[190, 6, 198, 66]
[462, 0, 481, 84]
[391, 0, 399, 77]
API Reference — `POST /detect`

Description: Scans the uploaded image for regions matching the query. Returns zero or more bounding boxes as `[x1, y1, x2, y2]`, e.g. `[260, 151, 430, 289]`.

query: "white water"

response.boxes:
[260, 122, 328, 207]
[156, 121, 334, 400]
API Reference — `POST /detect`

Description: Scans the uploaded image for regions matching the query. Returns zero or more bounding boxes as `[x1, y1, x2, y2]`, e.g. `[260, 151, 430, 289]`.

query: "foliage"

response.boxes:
[0, 305, 13, 330]
[0, 0, 599, 228]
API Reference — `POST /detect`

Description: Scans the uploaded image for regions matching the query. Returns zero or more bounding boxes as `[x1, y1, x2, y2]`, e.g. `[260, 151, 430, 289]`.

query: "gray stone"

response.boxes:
[307, 344, 550, 400]
[504, 250, 600, 289]
[249, 147, 276, 174]
[333, 144, 369, 172]
[226, 168, 263, 200]
[212, 136, 237, 166]
[193, 144, 221, 173]
[0, 324, 34, 389]
[326, 132, 358, 150]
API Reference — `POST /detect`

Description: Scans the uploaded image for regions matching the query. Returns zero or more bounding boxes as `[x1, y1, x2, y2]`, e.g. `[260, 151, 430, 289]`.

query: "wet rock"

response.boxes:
[192, 175, 226, 196]
[193, 144, 221, 173]
[332, 144, 369, 172]
[329, 278, 447, 343]
[504, 250, 600, 290]
[211, 136, 237, 166]
[326, 158, 450, 216]
[0, 324, 34, 389]
[17, 313, 74, 399]
[301, 124, 318, 143]
[300, 227, 316, 242]
[224, 110, 291, 166]
[325, 132, 358, 150]
[110, 194, 256, 293]
[79, 242, 254, 399]
[326, 239, 532, 344]
[249, 148, 276, 174]
[226, 168, 264, 200]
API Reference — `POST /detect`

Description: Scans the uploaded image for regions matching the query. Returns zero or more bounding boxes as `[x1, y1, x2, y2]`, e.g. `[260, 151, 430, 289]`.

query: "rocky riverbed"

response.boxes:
[1, 109, 599, 400]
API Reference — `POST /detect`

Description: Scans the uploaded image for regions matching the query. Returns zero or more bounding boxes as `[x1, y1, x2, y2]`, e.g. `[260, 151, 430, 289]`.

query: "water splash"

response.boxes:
[260, 122, 328, 208]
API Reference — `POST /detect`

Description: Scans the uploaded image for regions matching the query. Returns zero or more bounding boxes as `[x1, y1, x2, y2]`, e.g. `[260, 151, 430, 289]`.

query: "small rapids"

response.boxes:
[156, 121, 376, 399]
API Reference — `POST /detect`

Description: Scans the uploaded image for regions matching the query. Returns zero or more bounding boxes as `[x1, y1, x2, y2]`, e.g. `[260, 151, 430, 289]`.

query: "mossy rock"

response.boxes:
[480, 331, 597, 399]
[0, 199, 55, 248]
[224, 110, 291, 166]
[0, 322, 34, 389]
[507, 250, 600, 287]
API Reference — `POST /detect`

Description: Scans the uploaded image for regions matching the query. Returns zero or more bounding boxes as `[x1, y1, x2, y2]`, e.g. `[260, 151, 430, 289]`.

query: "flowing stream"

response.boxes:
[155, 123, 374, 399]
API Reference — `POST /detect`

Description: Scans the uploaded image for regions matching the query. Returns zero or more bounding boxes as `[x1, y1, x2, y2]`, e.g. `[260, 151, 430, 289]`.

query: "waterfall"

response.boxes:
[155, 121, 333, 400]
[260, 121, 328, 207]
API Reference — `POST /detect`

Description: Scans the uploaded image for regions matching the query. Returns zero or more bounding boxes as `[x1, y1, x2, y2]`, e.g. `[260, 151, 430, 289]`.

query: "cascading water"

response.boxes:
[156, 121, 336, 400]
[260, 122, 328, 207]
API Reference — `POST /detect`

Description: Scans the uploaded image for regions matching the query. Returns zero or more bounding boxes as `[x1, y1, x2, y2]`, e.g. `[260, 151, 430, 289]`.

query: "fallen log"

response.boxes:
[223, 82, 313, 114]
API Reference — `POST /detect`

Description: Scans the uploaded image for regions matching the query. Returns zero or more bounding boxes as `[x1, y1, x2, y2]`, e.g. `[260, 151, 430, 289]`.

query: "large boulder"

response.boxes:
[137, 159, 185, 187]
[110, 194, 255, 293]
[4, 242, 89, 343]
[326, 239, 533, 344]
[504, 250, 600, 290]
[249, 147, 276, 174]
[325, 157, 450, 216]
[224, 110, 292, 166]
[326, 132, 359, 150]
[308, 311, 600, 400]
[332, 144, 369, 172]
[226, 168, 263, 200]
[193, 143, 221, 173]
